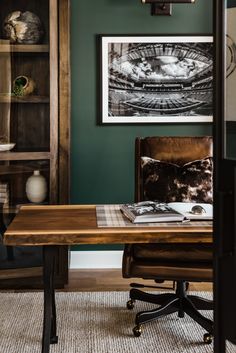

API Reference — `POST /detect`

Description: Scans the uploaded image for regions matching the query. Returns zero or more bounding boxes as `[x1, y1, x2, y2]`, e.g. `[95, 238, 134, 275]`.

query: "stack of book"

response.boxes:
[120, 201, 213, 224]
[0, 182, 9, 210]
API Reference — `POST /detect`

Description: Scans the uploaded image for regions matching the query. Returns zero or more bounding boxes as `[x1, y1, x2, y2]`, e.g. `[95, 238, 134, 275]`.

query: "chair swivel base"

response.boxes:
[127, 281, 213, 343]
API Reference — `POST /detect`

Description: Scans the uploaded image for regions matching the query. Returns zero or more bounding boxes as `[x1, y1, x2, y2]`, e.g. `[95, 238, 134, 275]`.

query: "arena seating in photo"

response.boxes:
[108, 42, 213, 117]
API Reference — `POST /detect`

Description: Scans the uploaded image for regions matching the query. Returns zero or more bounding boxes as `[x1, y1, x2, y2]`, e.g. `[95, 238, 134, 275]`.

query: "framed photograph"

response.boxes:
[226, 5, 236, 121]
[100, 35, 213, 124]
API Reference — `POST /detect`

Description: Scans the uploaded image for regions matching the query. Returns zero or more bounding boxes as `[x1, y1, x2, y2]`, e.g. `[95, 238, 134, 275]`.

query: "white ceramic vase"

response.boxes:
[26, 170, 47, 203]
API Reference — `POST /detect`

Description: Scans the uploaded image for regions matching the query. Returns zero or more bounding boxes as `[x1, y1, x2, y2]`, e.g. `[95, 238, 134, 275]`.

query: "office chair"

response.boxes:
[122, 136, 213, 343]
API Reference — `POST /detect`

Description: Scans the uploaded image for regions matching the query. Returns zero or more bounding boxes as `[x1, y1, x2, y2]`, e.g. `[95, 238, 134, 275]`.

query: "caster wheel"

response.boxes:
[133, 325, 142, 337]
[50, 335, 58, 344]
[127, 299, 135, 310]
[203, 333, 213, 344]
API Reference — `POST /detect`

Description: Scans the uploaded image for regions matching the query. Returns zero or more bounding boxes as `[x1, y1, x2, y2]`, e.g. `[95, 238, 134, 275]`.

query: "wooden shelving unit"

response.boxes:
[0, 0, 70, 289]
[0, 152, 51, 161]
[0, 95, 49, 103]
[0, 44, 49, 53]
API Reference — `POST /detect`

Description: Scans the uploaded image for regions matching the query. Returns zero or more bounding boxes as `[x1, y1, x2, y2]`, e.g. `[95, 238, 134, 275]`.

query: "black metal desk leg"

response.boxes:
[42, 246, 58, 353]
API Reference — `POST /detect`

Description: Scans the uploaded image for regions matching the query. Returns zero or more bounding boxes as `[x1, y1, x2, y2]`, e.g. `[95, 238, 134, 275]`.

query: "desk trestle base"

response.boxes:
[42, 246, 58, 353]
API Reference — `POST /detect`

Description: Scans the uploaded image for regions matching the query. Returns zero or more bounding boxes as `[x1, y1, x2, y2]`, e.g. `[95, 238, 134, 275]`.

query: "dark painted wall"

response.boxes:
[228, 0, 236, 8]
[70, 0, 213, 250]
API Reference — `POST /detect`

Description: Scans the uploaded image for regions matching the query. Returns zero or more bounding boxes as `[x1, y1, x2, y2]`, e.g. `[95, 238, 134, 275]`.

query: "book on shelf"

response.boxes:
[120, 201, 213, 224]
[0, 182, 9, 210]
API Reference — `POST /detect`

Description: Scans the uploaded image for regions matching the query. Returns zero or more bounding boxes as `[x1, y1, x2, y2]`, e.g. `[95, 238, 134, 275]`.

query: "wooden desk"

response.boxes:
[4, 205, 213, 353]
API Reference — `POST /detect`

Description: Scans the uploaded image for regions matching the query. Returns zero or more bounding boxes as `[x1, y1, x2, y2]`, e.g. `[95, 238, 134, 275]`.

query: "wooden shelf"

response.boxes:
[0, 267, 43, 280]
[0, 44, 49, 53]
[0, 164, 49, 176]
[0, 95, 50, 103]
[0, 152, 51, 161]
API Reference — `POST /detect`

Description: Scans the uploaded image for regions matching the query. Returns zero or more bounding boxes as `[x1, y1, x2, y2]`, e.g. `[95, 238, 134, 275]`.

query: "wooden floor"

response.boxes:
[64, 269, 213, 292]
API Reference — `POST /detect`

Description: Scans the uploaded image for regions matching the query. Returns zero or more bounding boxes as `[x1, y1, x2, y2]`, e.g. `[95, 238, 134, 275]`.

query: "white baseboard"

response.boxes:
[69, 251, 123, 269]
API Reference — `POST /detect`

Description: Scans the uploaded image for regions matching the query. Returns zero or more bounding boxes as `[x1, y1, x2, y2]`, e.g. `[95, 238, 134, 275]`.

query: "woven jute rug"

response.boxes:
[0, 291, 235, 353]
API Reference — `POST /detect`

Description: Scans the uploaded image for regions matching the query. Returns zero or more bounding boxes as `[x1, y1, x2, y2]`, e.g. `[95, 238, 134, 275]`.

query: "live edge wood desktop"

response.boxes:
[4, 205, 213, 353]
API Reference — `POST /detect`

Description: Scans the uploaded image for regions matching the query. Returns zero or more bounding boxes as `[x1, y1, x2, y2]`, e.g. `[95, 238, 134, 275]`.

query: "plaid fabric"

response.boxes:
[96, 204, 212, 228]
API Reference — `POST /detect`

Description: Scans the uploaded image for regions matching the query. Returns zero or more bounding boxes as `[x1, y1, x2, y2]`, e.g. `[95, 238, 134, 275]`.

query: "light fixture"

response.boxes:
[141, 0, 196, 16]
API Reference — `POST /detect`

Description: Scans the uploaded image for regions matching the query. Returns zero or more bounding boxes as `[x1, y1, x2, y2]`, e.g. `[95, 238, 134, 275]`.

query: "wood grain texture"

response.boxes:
[0, 164, 48, 175]
[0, 40, 11, 144]
[0, 267, 42, 280]
[0, 44, 49, 53]
[0, 152, 51, 161]
[59, 0, 71, 204]
[49, 0, 59, 204]
[0, 95, 49, 103]
[4, 205, 213, 246]
[65, 269, 213, 292]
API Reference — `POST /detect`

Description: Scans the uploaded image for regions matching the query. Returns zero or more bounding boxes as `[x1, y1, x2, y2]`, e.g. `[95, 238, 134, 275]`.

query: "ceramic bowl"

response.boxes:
[0, 143, 15, 151]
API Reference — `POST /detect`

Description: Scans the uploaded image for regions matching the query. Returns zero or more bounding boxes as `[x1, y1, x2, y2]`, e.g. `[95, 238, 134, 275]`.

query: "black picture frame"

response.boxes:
[100, 34, 213, 124]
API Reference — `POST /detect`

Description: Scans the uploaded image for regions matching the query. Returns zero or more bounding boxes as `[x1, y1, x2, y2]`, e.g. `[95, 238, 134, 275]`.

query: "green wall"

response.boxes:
[70, 0, 213, 250]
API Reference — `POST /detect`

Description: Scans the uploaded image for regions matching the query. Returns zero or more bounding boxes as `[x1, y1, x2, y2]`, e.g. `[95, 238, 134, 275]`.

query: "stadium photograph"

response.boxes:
[101, 36, 213, 123]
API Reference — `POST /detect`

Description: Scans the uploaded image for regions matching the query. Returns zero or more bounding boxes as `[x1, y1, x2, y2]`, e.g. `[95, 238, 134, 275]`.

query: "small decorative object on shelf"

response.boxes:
[26, 170, 47, 203]
[0, 143, 15, 151]
[3, 11, 44, 44]
[0, 134, 15, 151]
[13, 76, 36, 96]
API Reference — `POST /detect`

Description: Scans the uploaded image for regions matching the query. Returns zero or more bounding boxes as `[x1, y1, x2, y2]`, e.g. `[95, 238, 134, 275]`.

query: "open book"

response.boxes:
[120, 201, 213, 224]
